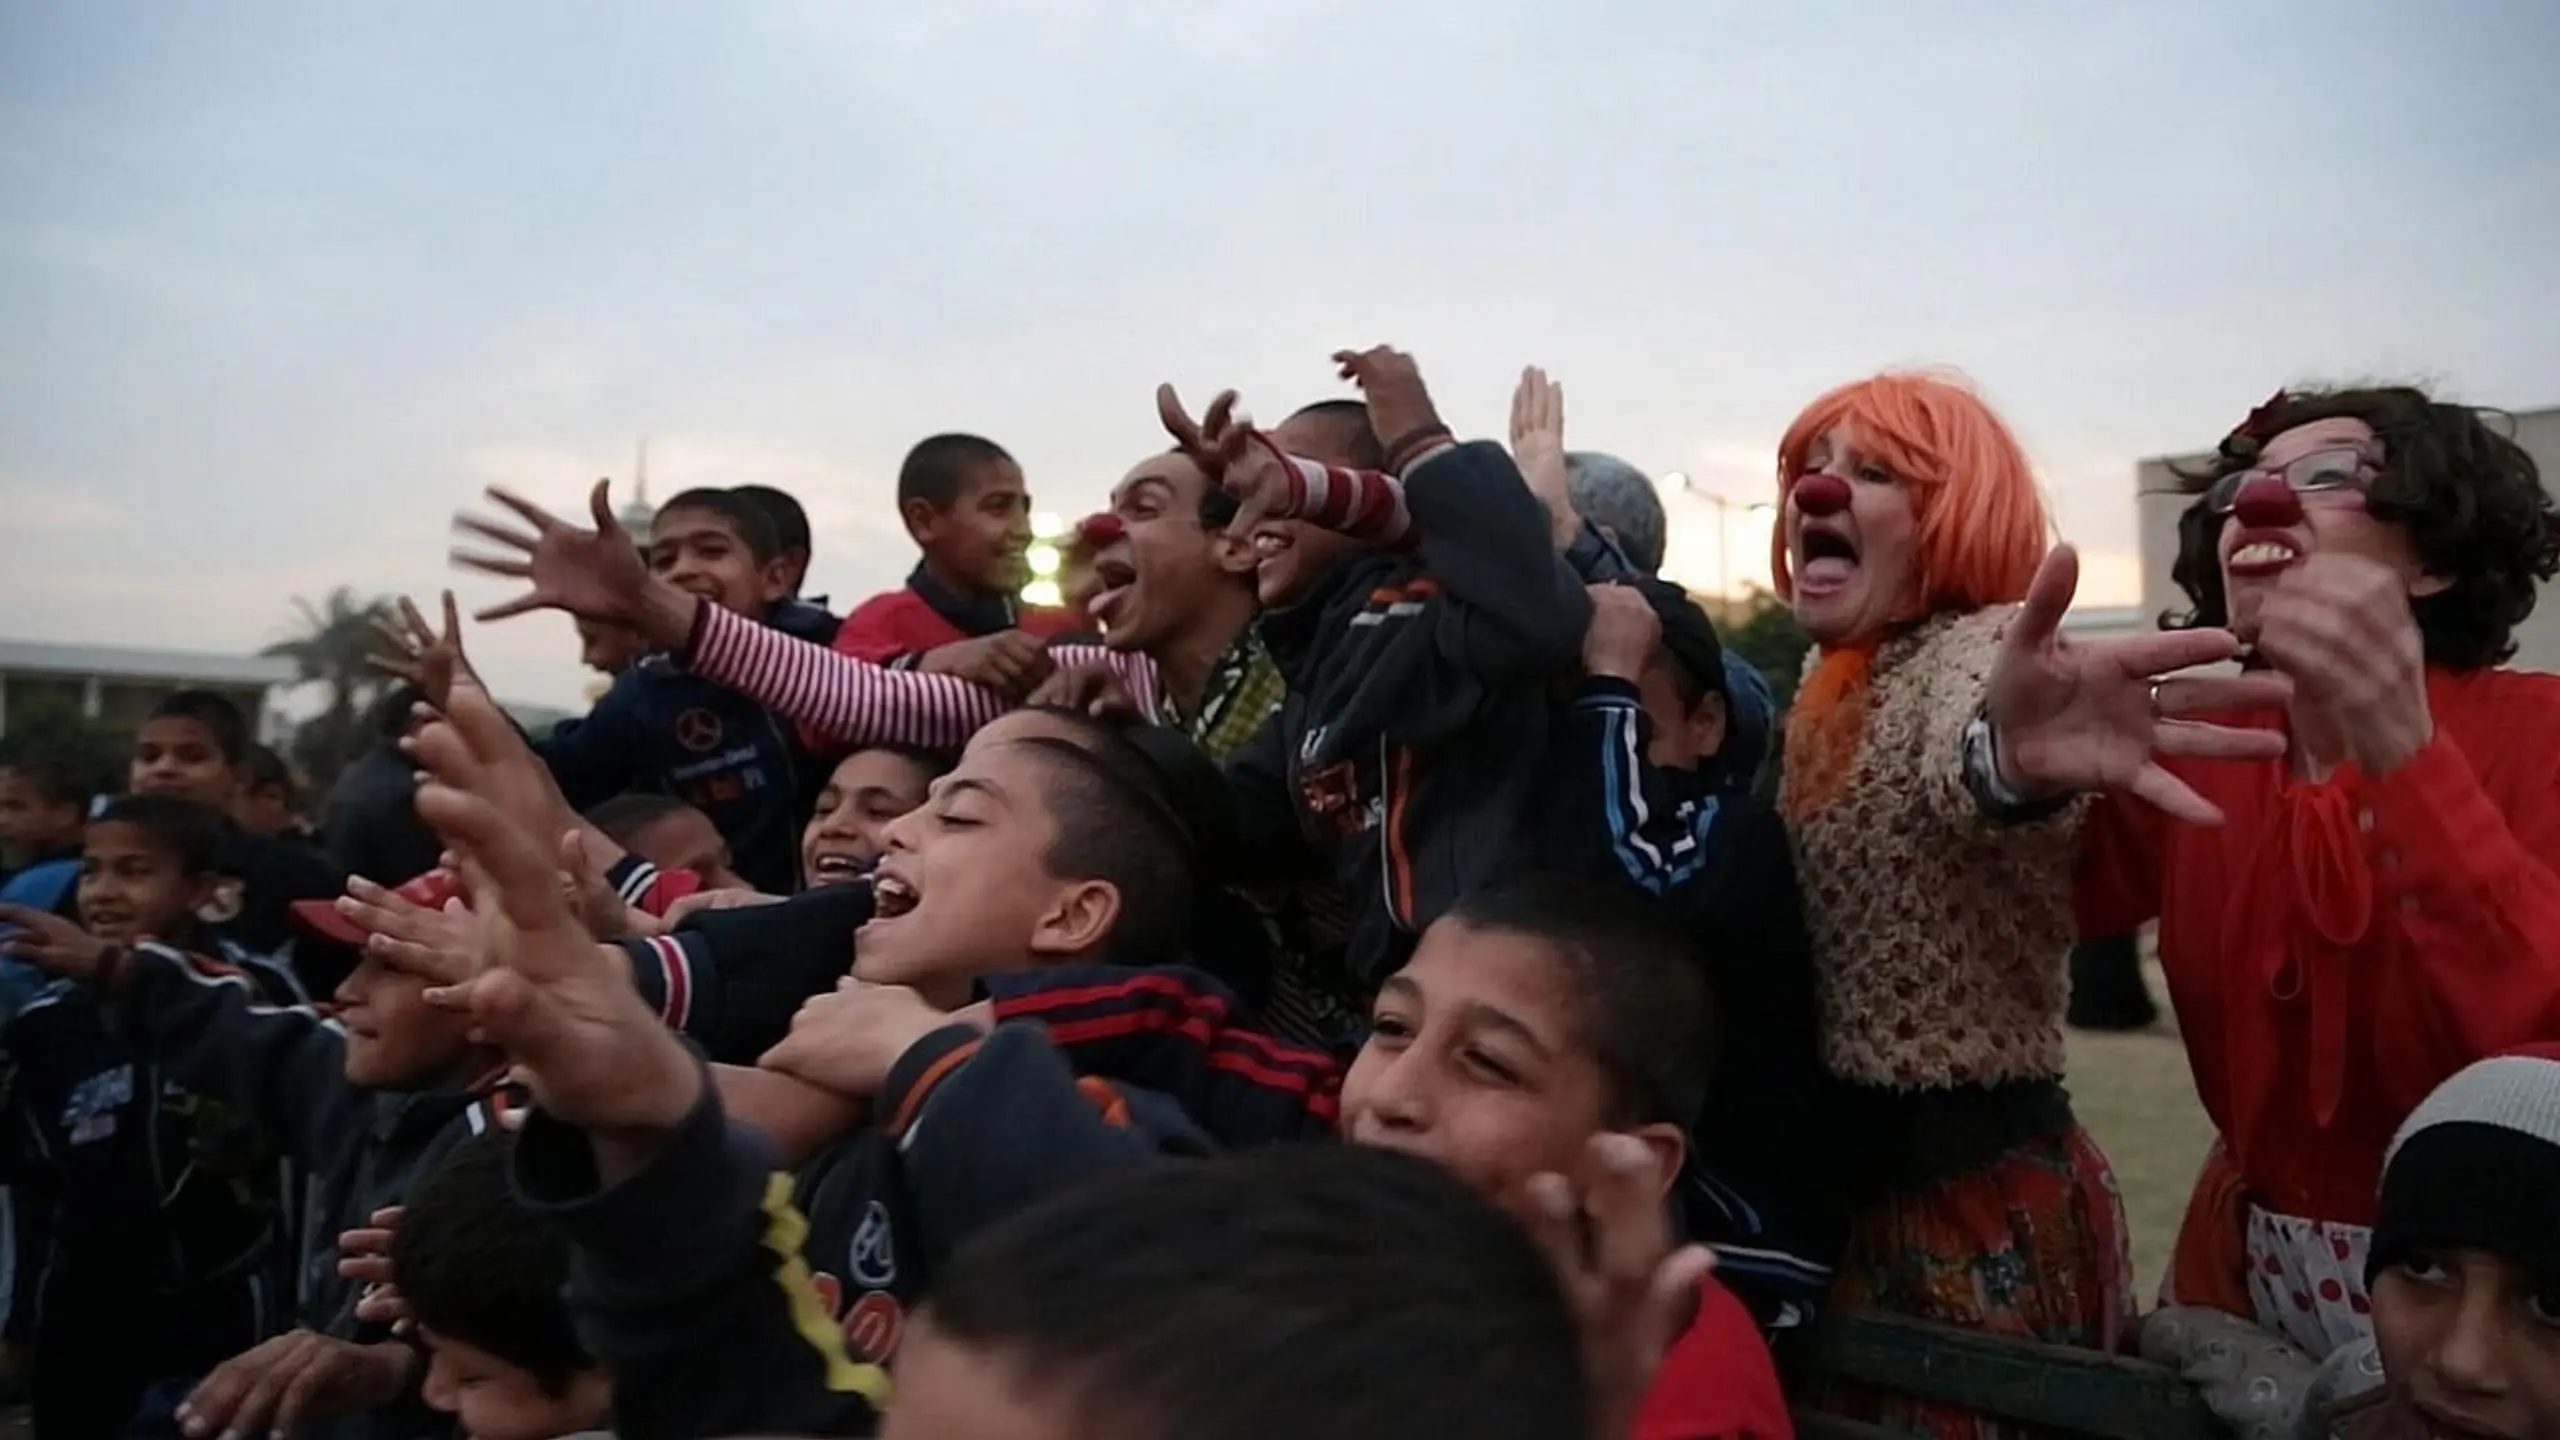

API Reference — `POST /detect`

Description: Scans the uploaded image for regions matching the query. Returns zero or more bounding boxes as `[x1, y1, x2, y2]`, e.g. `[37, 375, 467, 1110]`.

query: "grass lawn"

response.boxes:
[2062, 968, 2217, 1295]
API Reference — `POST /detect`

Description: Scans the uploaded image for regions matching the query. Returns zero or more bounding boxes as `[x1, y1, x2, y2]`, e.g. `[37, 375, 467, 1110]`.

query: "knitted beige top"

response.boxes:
[1784, 608, 2089, 1092]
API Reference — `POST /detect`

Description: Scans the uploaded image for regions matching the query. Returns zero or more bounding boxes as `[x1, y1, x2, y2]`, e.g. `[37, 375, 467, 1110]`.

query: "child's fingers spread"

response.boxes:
[470, 592, 550, 624]
[484, 487, 565, 534]
[452, 513, 542, 555]
[449, 549, 535, 583]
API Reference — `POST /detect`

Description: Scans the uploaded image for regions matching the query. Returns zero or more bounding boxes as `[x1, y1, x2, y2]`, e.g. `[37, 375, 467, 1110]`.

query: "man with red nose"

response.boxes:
[2040, 386, 2560, 1369]
[1042, 399, 1384, 764]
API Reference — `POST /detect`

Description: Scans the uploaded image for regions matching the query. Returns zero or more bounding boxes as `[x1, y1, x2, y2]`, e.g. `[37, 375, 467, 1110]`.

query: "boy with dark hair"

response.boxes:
[0, 795, 301, 1439]
[1552, 578, 1854, 1327]
[836, 432, 1084, 692]
[481, 485, 840, 894]
[132, 690, 347, 967]
[1, 788, 515, 1440]
[802, 746, 945, 886]
[239, 743, 315, 842]
[585, 793, 747, 893]
[393, 1130, 610, 1440]
[891, 1144, 1592, 1440]
[730, 483, 816, 599]
[0, 756, 95, 887]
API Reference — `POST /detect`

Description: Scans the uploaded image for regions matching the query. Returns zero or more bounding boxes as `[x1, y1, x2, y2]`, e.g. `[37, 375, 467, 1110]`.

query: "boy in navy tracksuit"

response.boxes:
[4, 833, 515, 1440]
[1205, 348, 1592, 1041]
[1545, 577, 1857, 1330]
[0, 796, 299, 1439]
[531, 487, 837, 894]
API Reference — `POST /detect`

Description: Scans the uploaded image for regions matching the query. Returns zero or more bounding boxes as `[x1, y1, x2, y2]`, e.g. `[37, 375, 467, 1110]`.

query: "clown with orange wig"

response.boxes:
[1767, 372, 2291, 1439]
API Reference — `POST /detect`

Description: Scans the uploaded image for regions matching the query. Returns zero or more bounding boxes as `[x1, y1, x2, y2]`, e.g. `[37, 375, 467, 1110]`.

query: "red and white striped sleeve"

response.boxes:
[1047, 644, 1163, 718]
[685, 603, 1009, 748]
[1245, 431, 1416, 549]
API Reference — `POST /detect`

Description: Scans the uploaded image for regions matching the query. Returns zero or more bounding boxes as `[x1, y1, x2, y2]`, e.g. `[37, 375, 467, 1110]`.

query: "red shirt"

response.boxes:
[1634, 1278, 1793, 1440]
[2077, 666, 2560, 1225]
[832, 586, 1084, 665]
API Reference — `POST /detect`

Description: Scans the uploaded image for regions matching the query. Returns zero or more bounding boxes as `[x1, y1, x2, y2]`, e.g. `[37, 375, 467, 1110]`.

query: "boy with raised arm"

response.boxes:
[452, 484, 1155, 756]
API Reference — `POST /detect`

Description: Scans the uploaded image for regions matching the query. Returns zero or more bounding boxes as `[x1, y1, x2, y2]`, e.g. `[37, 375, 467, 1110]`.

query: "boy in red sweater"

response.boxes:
[835, 433, 1085, 694]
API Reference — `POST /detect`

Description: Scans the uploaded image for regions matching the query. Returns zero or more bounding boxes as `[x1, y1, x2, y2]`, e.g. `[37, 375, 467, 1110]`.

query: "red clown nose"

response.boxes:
[1072, 512, 1124, 555]
[2228, 472, 2304, 529]
[1793, 472, 1853, 517]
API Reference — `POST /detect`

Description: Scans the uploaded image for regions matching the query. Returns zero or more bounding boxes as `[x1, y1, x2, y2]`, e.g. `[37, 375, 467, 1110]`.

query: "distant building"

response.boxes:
[619, 440, 656, 547]
[0, 638, 294, 742]
[2135, 404, 2560, 674]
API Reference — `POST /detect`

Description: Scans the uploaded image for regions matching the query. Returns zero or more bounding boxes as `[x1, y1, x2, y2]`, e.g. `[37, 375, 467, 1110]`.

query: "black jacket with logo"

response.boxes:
[1227, 439, 1591, 1001]
[537, 602, 841, 894]
[515, 1025, 1207, 1440]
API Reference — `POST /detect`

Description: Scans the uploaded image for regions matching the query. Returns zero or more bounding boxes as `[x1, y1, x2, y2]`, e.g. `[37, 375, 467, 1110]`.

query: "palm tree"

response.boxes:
[263, 587, 396, 788]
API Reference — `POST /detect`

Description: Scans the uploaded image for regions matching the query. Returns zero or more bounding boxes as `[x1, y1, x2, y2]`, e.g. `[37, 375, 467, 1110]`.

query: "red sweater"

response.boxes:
[2077, 666, 2560, 1225]
[833, 585, 1085, 665]
[1633, 1278, 1794, 1439]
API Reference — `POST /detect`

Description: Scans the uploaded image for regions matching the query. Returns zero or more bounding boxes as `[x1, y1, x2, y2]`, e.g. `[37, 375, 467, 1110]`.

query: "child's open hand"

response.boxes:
[1510, 365, 1579, 547]
[1521, 1133, 1715, 1440]
[758, 978, 972, 1101]
[334, 876, 482, 987]
[452, 480, 680, 640]
[0, 904, 116, 986]
[1155, 384, 1297, 539]
[368, 591, 473, 712]
[1157, 384, 1249, 480]
[404, 676, 700, 1149]
[1334, 345, 1443, 452]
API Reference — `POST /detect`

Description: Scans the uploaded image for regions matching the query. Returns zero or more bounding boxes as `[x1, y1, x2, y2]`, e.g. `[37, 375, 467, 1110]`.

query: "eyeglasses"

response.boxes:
[2204, 446, 2379, 515]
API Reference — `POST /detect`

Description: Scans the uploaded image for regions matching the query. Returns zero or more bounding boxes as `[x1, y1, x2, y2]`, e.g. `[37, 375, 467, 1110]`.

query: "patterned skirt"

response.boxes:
[1811, 1124, 2137, 1440]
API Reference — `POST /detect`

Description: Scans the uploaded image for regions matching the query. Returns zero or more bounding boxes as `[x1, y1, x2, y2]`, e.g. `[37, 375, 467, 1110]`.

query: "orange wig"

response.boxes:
[1767, 371, 2051, 618]
[1771, 372, 2052, 821]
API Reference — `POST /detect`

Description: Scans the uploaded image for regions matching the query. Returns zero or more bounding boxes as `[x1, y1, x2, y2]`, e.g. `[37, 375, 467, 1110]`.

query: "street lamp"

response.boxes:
[1667, 472, 1777, 598]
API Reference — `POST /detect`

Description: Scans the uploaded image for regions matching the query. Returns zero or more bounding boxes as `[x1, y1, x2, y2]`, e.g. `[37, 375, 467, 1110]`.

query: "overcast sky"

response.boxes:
[4, 1, 2555, 711]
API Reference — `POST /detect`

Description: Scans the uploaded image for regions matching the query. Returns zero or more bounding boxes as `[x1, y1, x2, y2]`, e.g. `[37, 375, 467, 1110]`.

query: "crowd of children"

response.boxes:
[1, 346, 2555, 1440]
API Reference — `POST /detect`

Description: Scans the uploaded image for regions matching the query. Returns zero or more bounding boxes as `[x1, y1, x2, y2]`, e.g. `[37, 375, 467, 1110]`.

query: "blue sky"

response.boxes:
[4, 0, 2555, 709]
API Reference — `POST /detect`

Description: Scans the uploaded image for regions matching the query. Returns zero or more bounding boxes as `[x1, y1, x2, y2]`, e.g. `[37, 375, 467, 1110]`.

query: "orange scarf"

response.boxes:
[1780, 645, 1879, 822]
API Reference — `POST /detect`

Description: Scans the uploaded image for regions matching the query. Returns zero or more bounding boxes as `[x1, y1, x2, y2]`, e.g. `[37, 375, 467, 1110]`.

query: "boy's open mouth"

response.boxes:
[871, 871, 921, 919]
[807, 849, 869, 885]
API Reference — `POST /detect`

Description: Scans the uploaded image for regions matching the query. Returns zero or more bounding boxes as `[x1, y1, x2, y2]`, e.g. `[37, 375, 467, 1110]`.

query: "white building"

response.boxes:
[0, 638, 295, 741]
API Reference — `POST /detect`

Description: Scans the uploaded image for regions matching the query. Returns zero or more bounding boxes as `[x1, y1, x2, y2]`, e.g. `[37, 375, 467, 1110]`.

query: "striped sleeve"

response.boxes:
[686, 603, 1010, 748]
[1046, 645, 1163, 718]
[982, 965, 1343, 1140]
[1571, 680, 1723, 898]
[621, 932, 705, 1038]
[1247, 431, 1415, 548]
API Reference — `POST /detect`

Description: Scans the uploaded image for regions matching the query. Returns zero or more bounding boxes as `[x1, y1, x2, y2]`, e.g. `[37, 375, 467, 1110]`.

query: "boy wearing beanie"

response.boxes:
[2322, 1044, 2560, 1440]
